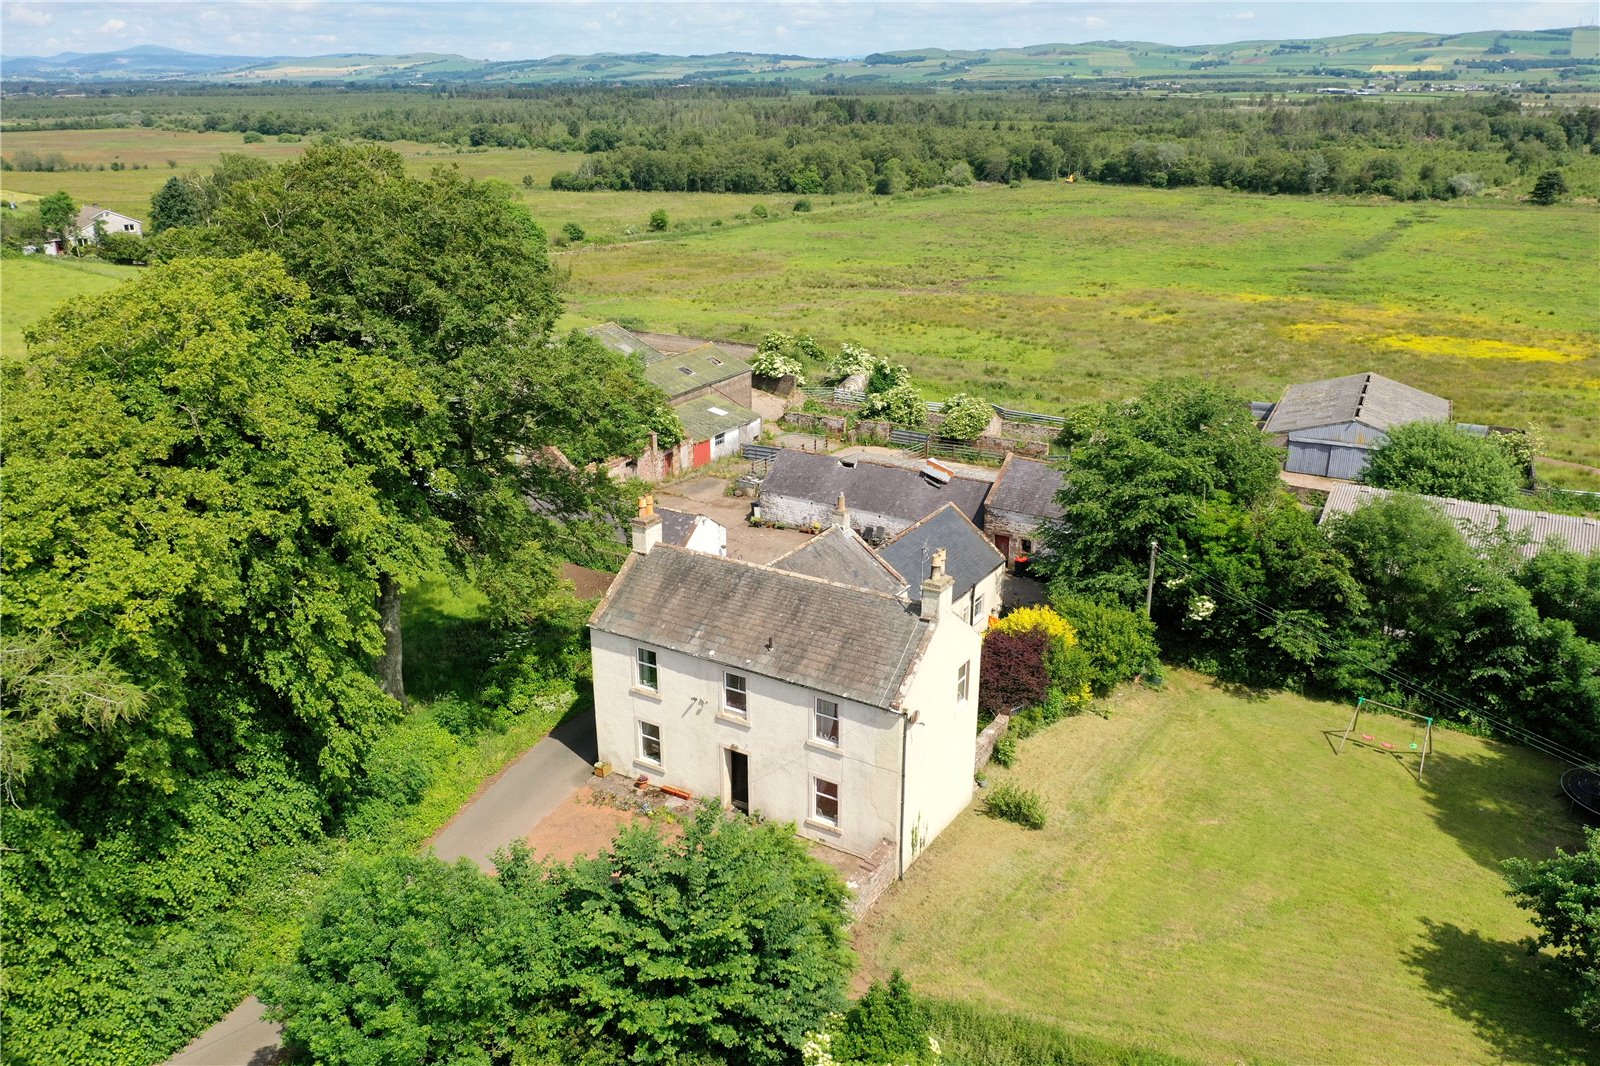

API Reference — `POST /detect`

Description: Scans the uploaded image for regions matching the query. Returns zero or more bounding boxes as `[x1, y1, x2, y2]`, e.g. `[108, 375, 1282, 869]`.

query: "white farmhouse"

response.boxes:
[589, 499, 984, 875]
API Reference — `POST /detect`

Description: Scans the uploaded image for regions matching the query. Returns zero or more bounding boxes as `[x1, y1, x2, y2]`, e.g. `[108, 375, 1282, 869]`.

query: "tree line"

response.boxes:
[4, 86, 1597, 200]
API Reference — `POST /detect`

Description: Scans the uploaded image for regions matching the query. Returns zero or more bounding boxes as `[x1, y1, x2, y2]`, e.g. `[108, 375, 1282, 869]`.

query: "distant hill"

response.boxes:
[4, 27, 1597, 86]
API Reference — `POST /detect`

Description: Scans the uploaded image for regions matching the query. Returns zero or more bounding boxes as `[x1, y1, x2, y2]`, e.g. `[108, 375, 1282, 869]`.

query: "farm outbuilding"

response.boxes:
[1262, 372, 1450, 481]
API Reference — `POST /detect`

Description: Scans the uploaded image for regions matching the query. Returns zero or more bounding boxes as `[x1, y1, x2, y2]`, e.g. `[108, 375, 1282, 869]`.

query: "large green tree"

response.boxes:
[149, 175, 204, 232]
[205, 143, 670, 700]
[1038, 378, 1284, 603]
[261, 803, 854, 1065]
[1362, 421, 1526, 504]
[2, 253, 444, 802]
[1504, 828, 1600, 1030]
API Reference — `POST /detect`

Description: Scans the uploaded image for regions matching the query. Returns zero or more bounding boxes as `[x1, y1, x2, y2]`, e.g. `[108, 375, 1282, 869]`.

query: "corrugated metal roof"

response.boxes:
[986, 455, 1066, 521]
[585, 322, 665, 362]
[1264, 373, 1450, 435]
[590, 545, 930, 710]
[645, 343, 751, 400]
[1319, 484, 1600, 558]
[673, 395, 760, 441]
[760, 450, 991, 528]
[878, 503, 1004, 603]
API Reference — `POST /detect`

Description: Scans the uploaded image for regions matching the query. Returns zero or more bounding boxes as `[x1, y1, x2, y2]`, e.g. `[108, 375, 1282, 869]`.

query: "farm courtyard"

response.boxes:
[854, 670, 1599, 1066]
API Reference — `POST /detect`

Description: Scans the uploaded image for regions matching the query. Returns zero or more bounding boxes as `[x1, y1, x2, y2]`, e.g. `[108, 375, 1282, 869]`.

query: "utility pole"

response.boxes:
[1145, 539, 1158, 618]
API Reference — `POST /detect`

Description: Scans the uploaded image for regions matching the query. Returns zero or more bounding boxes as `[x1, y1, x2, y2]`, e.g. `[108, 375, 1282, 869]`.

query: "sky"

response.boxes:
[2, 1, 1594, 59]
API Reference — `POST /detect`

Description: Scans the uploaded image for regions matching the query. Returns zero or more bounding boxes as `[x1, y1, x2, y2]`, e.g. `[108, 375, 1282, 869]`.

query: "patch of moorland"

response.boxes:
[852, 669, 1599, 1066]
[560, 182, 1600, 467]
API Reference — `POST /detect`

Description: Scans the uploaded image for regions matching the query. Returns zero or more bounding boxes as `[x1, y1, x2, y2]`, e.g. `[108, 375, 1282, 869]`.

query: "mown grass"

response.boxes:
[560, 181, 1600, 467]
[1, 254, 138, 362]
[852, 669, 1599, 1066]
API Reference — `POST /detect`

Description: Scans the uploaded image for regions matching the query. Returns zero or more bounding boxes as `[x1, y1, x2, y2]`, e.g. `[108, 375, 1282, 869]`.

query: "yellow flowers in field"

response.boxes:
[1376, 333, 1583, 364]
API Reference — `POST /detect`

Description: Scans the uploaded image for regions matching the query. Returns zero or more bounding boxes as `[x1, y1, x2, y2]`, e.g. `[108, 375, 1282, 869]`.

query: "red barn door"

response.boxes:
[692, 438, 711, 468]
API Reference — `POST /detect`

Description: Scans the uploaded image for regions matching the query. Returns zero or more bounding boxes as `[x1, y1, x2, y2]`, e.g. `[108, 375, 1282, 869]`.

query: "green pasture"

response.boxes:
[0, 131, 850, 237]
[853, 670, 1598, 1066]
[1, 255, 138, 362]
[560, 181, 1600, 467]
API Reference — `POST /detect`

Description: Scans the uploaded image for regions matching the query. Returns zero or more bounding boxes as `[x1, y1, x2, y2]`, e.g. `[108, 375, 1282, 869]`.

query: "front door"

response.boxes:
[727, 749, 749, 813]
[995, 534, 1012, 568]
[692, 438, 712, 468]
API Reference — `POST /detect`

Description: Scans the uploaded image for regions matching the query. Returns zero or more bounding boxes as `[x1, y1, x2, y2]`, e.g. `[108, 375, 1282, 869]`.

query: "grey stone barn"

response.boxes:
[1262, 372, 1450, 481]
[983, 454, 1066, 568]
[756, 451, 990, 542]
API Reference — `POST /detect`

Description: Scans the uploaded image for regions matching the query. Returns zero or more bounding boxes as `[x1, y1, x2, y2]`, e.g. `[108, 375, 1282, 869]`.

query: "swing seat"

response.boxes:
[1361, 734, 1375, 741]
[1409, 743, 1419, 751]
[1381, 741, 1395, 750]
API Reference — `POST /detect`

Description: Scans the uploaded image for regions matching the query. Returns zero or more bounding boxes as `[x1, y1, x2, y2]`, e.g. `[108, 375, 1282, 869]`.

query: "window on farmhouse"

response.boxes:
[814, 699, 840, 745]
[813, 777, 839, 826]
[636, 647, 658, 691]
[724, 672, 748, 716]
[638, 721, 662, 765]
[972, 593, 986, 624]
[956, 660, 970, 703]
[713, 431, 728, 447]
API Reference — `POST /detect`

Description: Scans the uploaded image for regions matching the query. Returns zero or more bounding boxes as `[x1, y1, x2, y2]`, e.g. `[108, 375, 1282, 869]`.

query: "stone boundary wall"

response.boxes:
[974, 713, 1012, 773]
[844, 838, 900, 920]
[782, 413, 1051, 457]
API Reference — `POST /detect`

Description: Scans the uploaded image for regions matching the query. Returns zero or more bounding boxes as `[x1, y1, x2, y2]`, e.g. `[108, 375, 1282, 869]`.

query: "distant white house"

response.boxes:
[589, 497, 984, 873]
[36, 205, 144, 255]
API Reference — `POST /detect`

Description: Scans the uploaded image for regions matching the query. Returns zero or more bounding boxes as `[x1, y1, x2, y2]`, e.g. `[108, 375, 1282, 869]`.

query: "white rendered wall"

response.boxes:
[589, 627, 904, 858]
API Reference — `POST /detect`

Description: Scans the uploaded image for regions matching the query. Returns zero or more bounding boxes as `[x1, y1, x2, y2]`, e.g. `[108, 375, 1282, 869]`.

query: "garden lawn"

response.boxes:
[560, 181, 1600, 469]
[2, 255, 138, 362]
[854, 669, 1600, 1066]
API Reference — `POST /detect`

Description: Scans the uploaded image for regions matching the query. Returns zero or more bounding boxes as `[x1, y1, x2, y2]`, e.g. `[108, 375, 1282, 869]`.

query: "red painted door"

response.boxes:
[995, 534, 1012, 567]
[692, 438, 711, 468]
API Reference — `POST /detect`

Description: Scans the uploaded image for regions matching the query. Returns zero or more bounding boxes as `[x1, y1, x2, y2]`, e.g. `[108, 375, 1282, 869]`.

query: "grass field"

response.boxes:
[4, 131, 1595, 464]
[857, 672, 1593, 1062]
[1, 255, 138, 362]
[559, 181, 1600, 467]
[853, 671, 1599, 1065]
[0, 130, 855, 239]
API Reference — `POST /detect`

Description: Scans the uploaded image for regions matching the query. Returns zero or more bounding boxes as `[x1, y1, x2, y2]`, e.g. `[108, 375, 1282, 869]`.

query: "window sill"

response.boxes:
[804, 818, 843, 837]
[630, 686, 663, 701]
[806, 739, 843, 756]
[716, 712, 751, 728]
[633, 757, 665, 774]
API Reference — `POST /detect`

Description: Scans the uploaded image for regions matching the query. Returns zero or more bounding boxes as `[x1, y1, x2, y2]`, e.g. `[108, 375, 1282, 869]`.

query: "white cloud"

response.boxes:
[4, 3, 52, 28]
[1083, 15, 1105, 28]
[99, 17, 126, 33]
[1235, 10, 1256, 19]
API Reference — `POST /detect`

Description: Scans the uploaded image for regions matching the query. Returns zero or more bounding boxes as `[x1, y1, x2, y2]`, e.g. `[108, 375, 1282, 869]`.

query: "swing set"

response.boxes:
[1337, 697, 1435, 781]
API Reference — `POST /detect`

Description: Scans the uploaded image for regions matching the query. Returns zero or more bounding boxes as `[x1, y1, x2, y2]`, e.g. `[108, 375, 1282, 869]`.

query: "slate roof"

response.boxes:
[673, 395, 760, 441]
[1319, 484, 1600, 559]
[1263, 373, 1450, 435]
[760, 451, 991, 528]
[658, 508, 699, 547]
[771, 526, 907, 596]
[986, 455, 1066, 521]
[590, 546, 931, 710]
[586, 322, 665, 362]
[878, 503, 1005, 603]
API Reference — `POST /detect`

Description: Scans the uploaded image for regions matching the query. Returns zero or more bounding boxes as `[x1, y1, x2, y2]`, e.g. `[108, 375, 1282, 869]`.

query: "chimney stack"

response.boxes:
[832, 492, 850, 530]
[920, 547, 954, 622]
[631, 494, 662, 555]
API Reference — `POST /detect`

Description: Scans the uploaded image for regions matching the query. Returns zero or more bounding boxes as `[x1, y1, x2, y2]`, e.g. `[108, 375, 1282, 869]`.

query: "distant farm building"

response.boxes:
[587, 323, 762, 480]
[1319, 484, 1600, 559]
[983, 454, 1066, 569]
[756, 451, 991, 541]
[1261, 372, 1450, 481]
